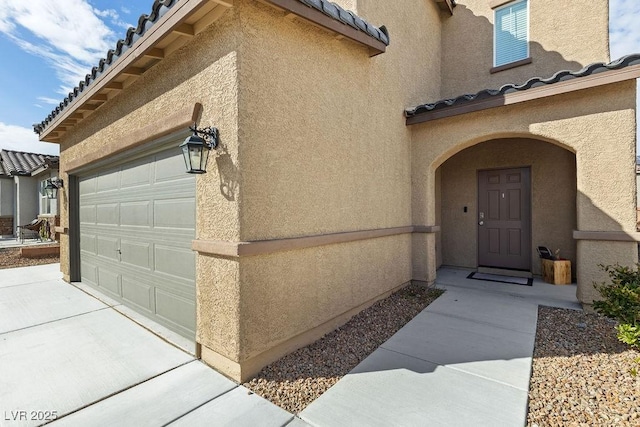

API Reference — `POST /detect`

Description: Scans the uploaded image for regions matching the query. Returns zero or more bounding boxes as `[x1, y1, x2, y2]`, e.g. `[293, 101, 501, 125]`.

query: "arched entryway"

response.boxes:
[435, 137, 576, 277]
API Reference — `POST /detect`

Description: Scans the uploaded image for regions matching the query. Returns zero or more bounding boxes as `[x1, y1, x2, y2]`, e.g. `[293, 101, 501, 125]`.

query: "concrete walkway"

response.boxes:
[0, 264, 297, 427]
[300, 267, 581, 427]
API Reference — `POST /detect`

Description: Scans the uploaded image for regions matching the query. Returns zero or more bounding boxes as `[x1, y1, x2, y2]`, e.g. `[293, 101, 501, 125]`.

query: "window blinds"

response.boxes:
[494, 0, 528, 67]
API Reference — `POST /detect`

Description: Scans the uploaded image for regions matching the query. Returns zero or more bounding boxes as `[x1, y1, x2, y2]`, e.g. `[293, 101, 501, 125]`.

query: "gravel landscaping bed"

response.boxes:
[244, 284, 444, 413]
[0, 246, 60, 269]
[527, 306, 640, 426]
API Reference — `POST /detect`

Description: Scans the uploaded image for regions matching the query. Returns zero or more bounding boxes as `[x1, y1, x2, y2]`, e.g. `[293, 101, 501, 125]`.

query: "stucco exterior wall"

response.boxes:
[412, 80, 637, 304]
[440, 0, 610, 99]
[194, 0, 443, 378]
[438, 138, 577, 276]
[237, 234, 411, 367]
[15, 176, 38, 232]
[0, 178, 13, 217]
[237, 0, 441, 241]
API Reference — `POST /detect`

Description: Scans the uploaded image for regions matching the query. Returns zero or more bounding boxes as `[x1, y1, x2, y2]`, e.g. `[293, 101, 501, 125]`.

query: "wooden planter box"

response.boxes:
[20, 244, 60, 259]
[541, 259, 571, 285]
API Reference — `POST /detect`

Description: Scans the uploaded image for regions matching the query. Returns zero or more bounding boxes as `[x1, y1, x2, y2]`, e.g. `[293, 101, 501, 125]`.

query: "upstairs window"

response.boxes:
[494, 0, 529, 67]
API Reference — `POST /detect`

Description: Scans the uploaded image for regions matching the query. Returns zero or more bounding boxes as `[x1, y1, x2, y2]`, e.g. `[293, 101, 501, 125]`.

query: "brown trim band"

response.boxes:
[193, 225, 440, 257]
[263, 0, 387, 57]
[66, 103, 202, 173]
[413, 225, 441, 233]
[406, 63, 640, 125]
[490, 57, 532, 74]
[573, 230, 640, 242]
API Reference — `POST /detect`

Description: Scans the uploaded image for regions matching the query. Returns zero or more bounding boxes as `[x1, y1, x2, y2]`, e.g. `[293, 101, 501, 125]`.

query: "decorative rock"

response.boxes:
[527, 307, 640, 426]
[243, 284, 443, 413]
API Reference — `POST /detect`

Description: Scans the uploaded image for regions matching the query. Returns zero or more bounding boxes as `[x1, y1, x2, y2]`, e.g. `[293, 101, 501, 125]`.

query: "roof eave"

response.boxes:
[406, 62, 640, 125]
[263, 0, 388, 56]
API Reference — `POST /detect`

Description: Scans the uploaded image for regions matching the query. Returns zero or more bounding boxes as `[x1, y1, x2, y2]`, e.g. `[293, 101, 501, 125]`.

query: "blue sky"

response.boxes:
[0, 0, 639, 156]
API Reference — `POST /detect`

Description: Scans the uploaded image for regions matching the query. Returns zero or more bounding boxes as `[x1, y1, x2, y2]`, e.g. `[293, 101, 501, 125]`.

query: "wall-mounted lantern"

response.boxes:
[44, 177, 63, 199]
[180, 122, 219, 174]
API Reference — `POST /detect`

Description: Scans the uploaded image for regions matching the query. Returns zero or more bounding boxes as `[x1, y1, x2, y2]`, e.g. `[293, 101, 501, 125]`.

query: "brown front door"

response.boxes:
[478, 167, 531, 270]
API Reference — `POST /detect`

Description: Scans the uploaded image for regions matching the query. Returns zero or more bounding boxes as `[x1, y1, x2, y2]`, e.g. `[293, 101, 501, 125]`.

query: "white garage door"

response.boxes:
[79, 147, 196, 338]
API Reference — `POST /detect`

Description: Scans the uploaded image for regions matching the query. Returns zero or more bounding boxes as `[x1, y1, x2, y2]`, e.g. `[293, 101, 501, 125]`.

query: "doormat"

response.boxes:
[467, 272, 533, 286]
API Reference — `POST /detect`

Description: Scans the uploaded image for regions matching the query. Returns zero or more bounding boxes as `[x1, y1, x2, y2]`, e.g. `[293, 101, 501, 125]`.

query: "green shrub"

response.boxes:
[593, 264, 640, 349]
[617, 324, 640, 347]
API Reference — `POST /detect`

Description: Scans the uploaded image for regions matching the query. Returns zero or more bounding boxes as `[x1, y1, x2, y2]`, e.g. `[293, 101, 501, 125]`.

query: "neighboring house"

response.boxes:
[33, 0, 639, 381]
[0, 150, 59, 238]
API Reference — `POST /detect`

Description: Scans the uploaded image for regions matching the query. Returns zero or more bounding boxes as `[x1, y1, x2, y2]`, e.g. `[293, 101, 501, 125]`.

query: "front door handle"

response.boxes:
[479, 221, 484, 226]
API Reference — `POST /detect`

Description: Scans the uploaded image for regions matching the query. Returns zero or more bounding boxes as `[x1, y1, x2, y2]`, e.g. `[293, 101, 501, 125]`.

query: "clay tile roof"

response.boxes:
[297, 0, 389, 45]
[405, 53, 640, 118]
[0, 150, 59, 178]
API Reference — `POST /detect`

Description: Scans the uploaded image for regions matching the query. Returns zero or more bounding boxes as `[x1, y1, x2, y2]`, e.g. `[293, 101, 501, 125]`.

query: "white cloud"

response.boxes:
[0, 0, 119, 95]
[93, 7, 132, 30]
[37, 96, 62, 106]
[0, 122, 59, 156]
[609, 0, 640, 59]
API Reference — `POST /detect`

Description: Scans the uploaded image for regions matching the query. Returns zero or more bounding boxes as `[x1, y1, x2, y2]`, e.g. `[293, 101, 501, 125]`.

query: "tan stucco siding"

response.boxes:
[195, 0, 443, 379]
[412, 80, 637, 302]
[196, 255, 241, 361]
[438, 138, 577, 276]
[238, 233, 412, 360]
[440, 0, 610, 99]
[236, 0, 441, 241]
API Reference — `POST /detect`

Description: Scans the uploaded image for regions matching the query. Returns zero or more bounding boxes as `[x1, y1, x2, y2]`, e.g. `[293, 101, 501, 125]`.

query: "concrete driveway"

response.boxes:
[0, 264, 297, 427]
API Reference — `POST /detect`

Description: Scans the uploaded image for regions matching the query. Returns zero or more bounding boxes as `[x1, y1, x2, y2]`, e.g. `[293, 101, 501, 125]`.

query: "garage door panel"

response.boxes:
[120, 240, 151, 269]
[80, 205, 97, 224]
[80, 144, 196, 339]
[97, 236, 119, 260]
[96, 203, 120, 226]
[97, 268, 121, 296]
[96, 171, 120, 192]
[79, 177, 97, 195]
[155, 289, 196, 334]
[154, 198, 195, 229]
[120, 201, 151, 227]
[154, 151, 192, 183]
[154, 245, 195, 281]
[121, 162, 151, 188]
[80, 234, 97, 254]
[81, 261, 98, 285]
[122, 277, 153, 312]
